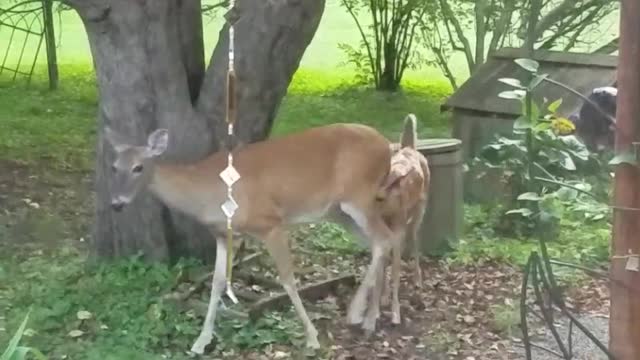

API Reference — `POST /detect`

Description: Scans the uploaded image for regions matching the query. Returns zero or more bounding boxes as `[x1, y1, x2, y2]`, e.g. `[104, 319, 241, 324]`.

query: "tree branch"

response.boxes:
[562, 7, 600, 51]
[592, 36, 619, 54]
[342, 0, 379, 85]
[196, 0, 326, 145]
[531, 0, 576, 42]
[201, 0, 228, 15]
[178, 0, 205, 102]
[525, 0, 544, 51]
[488, 0, 515, 55]
[438, 0, 475, 74]
[474, 0, 488, 70]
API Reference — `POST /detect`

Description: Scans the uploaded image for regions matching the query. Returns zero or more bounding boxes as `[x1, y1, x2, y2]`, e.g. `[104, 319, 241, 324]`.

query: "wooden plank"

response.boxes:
[492, 47, 617, 68]
[248, 274, 357, 319]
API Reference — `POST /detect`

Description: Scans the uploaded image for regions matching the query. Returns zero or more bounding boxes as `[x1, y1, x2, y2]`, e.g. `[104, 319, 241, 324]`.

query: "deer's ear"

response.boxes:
[104, 126, 130, 153]
[146, 128, 169, 157]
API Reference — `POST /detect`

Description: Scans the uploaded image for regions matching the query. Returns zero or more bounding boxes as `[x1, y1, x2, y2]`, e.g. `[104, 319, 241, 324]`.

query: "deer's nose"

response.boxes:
[111, 201, 125, 212]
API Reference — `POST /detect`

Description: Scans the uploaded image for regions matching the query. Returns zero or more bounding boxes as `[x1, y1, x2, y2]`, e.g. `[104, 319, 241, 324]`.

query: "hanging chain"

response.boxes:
[218, 0, 240, 305]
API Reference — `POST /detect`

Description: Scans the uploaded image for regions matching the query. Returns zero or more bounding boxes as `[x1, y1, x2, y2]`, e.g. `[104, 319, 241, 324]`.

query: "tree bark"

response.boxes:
[71, 0, 325, 263]
[610, 0, 640, 357]
[196, 0, 326, 143]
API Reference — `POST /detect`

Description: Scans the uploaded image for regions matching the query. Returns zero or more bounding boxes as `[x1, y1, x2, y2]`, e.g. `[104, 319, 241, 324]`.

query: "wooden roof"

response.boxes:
[441, 48, 617, 117]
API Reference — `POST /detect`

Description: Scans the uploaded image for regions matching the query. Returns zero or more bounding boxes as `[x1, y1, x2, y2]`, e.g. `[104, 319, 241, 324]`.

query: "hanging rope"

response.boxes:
[219, 0, 240, 305]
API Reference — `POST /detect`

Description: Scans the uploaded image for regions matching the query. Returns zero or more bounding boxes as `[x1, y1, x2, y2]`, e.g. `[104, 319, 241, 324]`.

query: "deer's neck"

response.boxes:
[147, 162, 226, 221]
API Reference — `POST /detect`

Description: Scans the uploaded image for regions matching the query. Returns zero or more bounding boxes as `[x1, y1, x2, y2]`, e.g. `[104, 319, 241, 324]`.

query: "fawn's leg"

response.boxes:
[347, 214, 393, 328]
[191, 233, 228, 354]
[262, 227, 320, 349]
[391, 234, 405, 325]
[380, 256, 391, 308]
[408, 203, 427, 289]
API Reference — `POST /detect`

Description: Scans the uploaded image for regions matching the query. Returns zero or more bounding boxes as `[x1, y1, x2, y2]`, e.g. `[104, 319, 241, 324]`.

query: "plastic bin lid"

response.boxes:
[415, 138, 462, 154]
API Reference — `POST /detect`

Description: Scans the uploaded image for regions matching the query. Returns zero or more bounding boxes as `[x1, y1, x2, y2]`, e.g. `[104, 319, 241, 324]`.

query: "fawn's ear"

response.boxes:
[146, 128, 169, 157]
[104, 126, 130, 153]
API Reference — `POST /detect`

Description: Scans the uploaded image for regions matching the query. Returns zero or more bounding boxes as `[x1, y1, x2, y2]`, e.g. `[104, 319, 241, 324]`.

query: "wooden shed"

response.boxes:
[442, 47, 617, 164]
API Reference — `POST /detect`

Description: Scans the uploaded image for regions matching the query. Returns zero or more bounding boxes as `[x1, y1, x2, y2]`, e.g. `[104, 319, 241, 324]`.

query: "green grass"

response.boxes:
[452, 203, 611, 267]
[0, 0, 459, 79]
[0, 64, 452, 170]
[0, 243, 284, 360]
[0, 60, 451, 358]
[0, 65, 97, 169]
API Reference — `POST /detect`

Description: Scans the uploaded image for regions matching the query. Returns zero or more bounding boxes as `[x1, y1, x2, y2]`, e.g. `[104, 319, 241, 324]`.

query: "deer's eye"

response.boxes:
[132, 165, 144, 174]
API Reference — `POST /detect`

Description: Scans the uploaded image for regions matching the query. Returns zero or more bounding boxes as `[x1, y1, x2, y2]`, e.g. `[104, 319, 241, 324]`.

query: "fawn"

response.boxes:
[377, 114, 430, 325]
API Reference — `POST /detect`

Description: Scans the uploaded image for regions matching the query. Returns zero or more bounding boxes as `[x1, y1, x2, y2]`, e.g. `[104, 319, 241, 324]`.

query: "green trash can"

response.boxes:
[415, 138, 464, 256]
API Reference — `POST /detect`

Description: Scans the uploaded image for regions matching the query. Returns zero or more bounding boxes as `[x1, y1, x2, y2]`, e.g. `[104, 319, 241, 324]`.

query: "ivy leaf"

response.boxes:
[561, 136, 590, 160]
[68, 329, 84, 338]
[547, 98, 563, 113]
[534, 122, 552, 132]
[498, 90, 526, 100]
[609, 149, 638, 166]
[517, 192, 542, 201]
[559, 151, 576, 170]
[528, 73, 548, 90]
[513, 115, 532, 130]
[498, 78, 524, 89]
[506, 208, 533, 217]
[556, 187, 578, 202]
[77, 310, 93, 320]
[515, 58, 539, 73]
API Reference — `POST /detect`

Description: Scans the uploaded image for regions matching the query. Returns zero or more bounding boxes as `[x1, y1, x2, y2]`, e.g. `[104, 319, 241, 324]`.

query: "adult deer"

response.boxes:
[104, 122, 406, 353]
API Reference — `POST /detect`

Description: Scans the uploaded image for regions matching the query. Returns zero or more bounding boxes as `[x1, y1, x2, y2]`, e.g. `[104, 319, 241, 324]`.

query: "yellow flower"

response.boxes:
[551, 117, 576, 135]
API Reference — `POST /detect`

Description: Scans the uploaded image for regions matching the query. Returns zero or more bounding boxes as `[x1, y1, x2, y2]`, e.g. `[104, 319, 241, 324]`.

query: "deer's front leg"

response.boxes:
[191, 233, 228, 354]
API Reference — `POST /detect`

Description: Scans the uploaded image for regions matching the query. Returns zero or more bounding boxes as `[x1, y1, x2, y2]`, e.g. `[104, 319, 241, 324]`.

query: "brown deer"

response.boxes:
[104, 122, 410, 354]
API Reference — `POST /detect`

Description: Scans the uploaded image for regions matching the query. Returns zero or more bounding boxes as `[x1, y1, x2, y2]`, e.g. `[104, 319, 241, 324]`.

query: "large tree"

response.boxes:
[65, 0, 326, 263]
[422, 0, 619, 89]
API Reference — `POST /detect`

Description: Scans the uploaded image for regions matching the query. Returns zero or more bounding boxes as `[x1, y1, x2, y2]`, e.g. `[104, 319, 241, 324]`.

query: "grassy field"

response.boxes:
[0, 0, 462, 79]
[0, 2, 616, 359]
[0, 0, 619, 83]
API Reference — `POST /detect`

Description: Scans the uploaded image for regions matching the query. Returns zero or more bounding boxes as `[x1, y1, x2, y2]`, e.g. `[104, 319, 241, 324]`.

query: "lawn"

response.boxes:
[0, 1, 616, 359]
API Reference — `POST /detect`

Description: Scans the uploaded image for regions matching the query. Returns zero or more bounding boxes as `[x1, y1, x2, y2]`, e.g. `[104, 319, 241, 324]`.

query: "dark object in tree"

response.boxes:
[65, 0, 326, 263]
[568, 86, 617, 152]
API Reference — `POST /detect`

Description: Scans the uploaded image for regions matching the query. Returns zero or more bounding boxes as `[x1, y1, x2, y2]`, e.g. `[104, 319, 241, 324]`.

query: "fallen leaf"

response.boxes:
[77, 310, 93, 320]
[68, 329, 84, 338]
[273, 351, 289, 359]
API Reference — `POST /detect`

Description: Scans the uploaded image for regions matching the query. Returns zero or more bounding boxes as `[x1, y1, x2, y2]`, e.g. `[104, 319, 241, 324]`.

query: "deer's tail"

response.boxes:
[400, 113, 418, 149]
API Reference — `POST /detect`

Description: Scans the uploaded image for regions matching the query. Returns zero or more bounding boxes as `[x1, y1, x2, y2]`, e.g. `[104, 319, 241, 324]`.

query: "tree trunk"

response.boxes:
[71, 0, 325, 263]
[610, 0, 640, 357]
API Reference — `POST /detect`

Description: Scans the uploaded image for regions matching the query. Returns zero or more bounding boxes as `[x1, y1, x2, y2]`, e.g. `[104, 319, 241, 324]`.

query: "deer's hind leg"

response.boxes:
[258, 226, 320, 349]
[340, 202, 395, 333]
